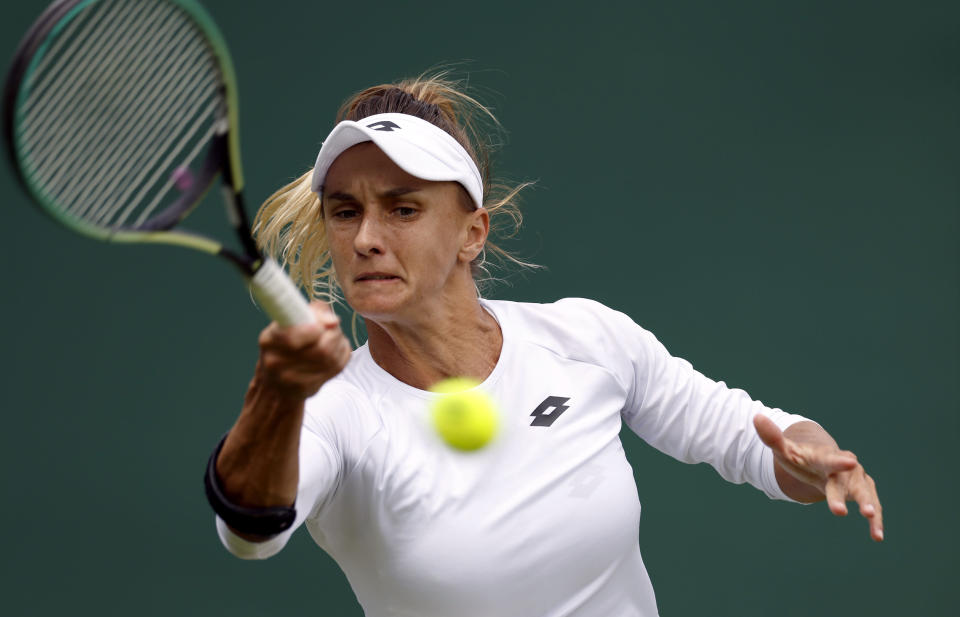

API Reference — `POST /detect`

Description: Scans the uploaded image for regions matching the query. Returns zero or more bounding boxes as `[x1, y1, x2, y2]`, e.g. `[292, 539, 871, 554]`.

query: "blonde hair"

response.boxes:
[253, 71, 535, 307]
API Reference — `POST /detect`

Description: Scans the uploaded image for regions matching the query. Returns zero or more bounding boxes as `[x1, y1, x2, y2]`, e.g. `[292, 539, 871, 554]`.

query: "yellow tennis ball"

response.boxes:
[429, 377, 499, 451]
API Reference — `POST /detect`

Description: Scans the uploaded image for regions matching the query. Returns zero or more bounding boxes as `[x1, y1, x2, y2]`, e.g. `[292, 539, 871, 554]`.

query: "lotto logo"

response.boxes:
[530, 396, 571, 427]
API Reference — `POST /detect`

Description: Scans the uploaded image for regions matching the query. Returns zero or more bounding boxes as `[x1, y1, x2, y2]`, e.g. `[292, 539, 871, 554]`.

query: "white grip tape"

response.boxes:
[248, 258, 314, 326]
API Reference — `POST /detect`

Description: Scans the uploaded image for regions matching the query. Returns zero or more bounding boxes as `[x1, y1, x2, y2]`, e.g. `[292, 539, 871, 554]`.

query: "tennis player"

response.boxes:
[204, 75, 883, 617]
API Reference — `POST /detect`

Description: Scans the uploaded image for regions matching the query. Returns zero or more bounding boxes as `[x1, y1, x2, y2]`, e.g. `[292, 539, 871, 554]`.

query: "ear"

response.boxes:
[459, 207, 490, 263]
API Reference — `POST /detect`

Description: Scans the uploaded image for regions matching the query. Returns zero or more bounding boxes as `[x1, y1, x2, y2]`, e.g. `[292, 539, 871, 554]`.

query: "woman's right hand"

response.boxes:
[255, 301, 352, 399]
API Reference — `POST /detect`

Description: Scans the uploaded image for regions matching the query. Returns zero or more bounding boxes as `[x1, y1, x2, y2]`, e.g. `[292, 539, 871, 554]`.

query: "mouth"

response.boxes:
[355, 273, 401, 283]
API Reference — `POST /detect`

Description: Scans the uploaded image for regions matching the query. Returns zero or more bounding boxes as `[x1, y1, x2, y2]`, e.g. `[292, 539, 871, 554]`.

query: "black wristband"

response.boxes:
[203, 433, 296, 537]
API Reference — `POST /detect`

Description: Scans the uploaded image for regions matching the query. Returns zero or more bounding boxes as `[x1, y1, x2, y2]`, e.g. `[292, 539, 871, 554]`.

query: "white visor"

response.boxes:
[311, 112, 483, 209]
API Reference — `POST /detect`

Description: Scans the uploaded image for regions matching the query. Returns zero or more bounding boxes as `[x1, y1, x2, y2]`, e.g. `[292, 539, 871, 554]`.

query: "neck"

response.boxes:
[365, 294, 502, 390]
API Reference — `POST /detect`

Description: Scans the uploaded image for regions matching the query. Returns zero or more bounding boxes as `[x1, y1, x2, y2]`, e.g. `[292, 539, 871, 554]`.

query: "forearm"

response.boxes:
[774, 420, 837, 503]
[216, 367, 308, 509]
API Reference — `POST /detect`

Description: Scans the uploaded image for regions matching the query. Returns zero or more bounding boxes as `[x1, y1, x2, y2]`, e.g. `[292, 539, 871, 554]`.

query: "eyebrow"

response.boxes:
[324, 187, 421, 202]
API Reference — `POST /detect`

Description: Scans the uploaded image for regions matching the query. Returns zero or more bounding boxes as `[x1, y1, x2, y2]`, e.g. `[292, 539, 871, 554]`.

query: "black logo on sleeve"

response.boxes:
[530, 396, 571, 427]
[367, 120, 401, 132]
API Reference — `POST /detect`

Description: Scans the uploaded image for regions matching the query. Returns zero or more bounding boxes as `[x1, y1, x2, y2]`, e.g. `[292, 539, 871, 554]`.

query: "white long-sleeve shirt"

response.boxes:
[217, 298, 809, 616]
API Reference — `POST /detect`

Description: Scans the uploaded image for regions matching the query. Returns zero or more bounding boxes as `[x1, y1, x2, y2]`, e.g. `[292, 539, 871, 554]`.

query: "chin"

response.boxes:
[344, 292, 407, 322]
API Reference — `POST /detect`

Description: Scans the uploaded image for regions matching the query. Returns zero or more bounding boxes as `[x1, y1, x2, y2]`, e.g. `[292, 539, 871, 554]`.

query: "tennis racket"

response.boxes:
[3, 0, 313, 327]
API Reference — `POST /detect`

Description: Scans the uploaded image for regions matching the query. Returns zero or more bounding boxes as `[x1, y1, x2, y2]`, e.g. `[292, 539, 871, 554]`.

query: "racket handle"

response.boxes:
[248, 258, 315, 326]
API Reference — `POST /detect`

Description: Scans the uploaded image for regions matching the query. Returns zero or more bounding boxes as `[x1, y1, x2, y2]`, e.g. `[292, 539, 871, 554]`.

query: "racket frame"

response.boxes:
[4, 0, 253, 268]
[3, 0, 314, 325]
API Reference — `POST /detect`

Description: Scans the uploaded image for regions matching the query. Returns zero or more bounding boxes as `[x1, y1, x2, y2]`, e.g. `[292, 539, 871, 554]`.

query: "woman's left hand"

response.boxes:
[753, 414, 884, 542]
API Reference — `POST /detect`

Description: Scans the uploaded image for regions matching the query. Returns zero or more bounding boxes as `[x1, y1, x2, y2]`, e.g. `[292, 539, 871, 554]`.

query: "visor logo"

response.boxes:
[367, 120, 401, 132]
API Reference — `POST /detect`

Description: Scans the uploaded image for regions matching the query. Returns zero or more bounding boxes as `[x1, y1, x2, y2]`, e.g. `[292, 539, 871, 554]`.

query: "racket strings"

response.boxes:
[129, 117, 219, 227]
[20, 0, 148, 146]
[41, 17, 207, 213]
[87, 68, 219, 226]
[78, 80, 217, 226]
[103, 97, 219, 226]
[27, 1, 183, 194]
[31, 0, 217, 220]
[60, 14, 218, 220]
[19, 0, 116, 116]
[14, 0, 225, 230]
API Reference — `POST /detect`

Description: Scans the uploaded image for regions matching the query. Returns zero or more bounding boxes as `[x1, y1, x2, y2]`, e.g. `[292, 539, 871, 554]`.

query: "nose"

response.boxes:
[353, 213, 385, 256]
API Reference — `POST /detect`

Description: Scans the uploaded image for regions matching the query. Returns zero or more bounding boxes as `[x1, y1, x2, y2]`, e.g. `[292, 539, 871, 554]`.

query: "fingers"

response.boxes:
[758, 414, 885, 543]
[317, 322, 353, 367]
[853, 471, 884, 542]
[310, 301, 341, 328]
[871, 504, 885, 542]
[824, 476, 848, 516]
[753, 413, 786, 453]
[808, 448, 859, 476]
[259, 321, 319, 352]
[825, 464, 885, 542]
[256, 301, 352, 397]
[260, 301, 341, 351]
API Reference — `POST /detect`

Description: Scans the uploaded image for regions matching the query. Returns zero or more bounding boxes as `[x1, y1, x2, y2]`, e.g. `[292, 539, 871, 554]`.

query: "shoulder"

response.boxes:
[484, 297, 655, 366]
[485, 296, 644, 337]
[485, 295, 616, 322]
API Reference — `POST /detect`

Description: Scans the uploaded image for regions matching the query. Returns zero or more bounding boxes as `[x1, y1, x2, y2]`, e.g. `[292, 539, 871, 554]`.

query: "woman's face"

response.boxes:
[321, 142, 487, 323]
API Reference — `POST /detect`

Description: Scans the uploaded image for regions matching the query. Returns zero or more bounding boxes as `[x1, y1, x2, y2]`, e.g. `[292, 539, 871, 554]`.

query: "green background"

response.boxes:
[1, 0, 956, 615]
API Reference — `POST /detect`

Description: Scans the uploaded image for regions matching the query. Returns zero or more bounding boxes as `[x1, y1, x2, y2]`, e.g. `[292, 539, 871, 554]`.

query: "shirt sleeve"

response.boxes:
[584, 300, 813, 502]
[215, 388, 356, 560]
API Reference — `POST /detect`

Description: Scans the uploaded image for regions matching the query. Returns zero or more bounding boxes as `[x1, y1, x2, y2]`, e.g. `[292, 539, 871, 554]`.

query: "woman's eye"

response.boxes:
[333, 208, 359, 220]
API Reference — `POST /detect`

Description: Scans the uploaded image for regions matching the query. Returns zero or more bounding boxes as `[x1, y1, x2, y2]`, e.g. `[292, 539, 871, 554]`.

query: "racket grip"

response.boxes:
[248, 258, 314, 326]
